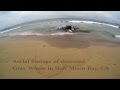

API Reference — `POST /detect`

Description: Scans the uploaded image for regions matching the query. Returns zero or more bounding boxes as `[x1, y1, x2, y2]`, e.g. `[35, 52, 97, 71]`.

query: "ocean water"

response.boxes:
[0, 18, 120, 38]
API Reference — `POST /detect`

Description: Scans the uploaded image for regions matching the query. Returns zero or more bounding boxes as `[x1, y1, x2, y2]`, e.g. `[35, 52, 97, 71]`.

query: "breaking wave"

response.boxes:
[68, 20, 119, 28]
[0, 26, 22, 34]
[115, 35, 120, 38]
[9, 32, 75, 36]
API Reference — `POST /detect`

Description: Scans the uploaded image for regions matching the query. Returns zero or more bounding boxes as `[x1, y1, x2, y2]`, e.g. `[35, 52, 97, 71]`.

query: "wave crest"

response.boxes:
[9, 32, 75, 36]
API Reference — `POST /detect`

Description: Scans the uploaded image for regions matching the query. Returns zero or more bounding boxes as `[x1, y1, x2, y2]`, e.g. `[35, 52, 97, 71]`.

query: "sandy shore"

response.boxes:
[0, 33, 120, 79]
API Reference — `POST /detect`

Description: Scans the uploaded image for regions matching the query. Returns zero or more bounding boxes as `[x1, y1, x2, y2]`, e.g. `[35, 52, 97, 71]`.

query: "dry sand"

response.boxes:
[0, 33, 120, 79]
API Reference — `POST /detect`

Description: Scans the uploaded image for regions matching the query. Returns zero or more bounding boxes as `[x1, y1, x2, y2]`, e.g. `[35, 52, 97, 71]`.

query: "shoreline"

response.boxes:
[1, 32, 120, 48]
[0, 19, 120, 34]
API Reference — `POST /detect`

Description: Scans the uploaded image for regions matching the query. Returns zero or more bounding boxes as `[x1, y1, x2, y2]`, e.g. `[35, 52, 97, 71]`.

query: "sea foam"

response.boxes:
[9, 32, 75, 36]
[0, 26, 22, 34]
[68, 20, 119, 29]
[115, 35, 120, 38]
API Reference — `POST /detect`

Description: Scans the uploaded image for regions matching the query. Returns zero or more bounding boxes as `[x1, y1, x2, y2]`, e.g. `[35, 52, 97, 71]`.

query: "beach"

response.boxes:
[0, 33, 120, 79]
[0, 18, 120, 78]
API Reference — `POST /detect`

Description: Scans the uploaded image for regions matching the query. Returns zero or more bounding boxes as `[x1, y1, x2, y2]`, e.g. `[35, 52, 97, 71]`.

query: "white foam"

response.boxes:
[9, 32, 75, 36]
[68, 20, 119, 28]
[0, 26, 22, 34]
[115, 35, 120, 38]
[49, 32, 74, 35]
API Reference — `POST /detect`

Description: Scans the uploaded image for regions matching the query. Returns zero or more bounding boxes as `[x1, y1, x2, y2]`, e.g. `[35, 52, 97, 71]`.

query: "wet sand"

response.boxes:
[0, 33, 120, 79]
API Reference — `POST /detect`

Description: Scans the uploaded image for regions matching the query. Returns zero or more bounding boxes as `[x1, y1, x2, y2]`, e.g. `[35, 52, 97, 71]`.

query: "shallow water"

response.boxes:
[0, 18, 120, 37]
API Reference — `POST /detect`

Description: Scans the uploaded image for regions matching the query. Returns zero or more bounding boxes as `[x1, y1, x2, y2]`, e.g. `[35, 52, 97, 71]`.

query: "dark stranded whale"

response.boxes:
[56, 25, 79, 32]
